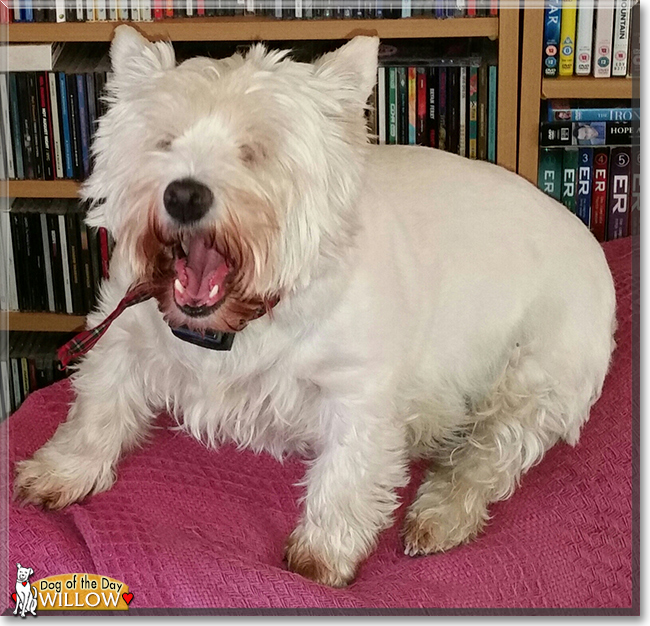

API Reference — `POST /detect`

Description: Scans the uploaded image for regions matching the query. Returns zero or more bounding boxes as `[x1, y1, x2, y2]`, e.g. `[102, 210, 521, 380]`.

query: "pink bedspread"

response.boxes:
[4, 238, 634, 611]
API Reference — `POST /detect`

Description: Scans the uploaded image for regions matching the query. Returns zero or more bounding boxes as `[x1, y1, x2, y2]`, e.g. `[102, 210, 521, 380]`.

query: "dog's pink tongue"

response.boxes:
[174, 237, 230, 307]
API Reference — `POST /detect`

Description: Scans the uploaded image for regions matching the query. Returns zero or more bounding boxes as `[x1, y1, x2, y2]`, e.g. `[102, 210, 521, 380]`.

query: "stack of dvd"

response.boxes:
[372, 40, 498, 161]
[1, 199, 114, 315]
[0, 44, 110, 182]
[537, 100, 639, 241]
[1, 0, 499, 23]
[1, 332, 73, 418]
[542, 0, 638, 78]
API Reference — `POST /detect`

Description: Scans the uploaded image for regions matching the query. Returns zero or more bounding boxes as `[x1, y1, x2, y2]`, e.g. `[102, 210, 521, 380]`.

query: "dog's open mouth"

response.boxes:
[172, 235, 232, 318]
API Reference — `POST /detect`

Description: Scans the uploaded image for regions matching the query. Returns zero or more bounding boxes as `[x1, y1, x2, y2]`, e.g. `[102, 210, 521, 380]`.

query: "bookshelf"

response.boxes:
[3, 11, 520, 333]
[518, 1, 636, 184]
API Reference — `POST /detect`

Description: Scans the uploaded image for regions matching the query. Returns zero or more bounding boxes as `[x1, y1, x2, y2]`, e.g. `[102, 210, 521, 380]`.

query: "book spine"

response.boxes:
[66, 212, 84, 313]
[487, 64, 497, 164]
[27, 74, 44, 179]
[397, 67, 407, 145]
[14, 0, 22, 22]
[96, 0, 107, 19]
[388, 67, 398, 145]
[120, 0, 131, 19]
[458, 66, 467, 157]
[48, 73, 64, 179]
[447, 67, 459, 155]
[8, 75, 25, 180]
[46, 213, 66, 312]
[67, 74, 81, 179]
[109, 0, 118, 20]
[0, 74, 15, 179]
[40, 213, 56, 311]
[416, 68, 427, 146]
[76, 0, 85, 21]
[153, 0, 164, 18]
[612, 0, 631, 76]
[31, 212, 48, 310]
[9, 212, 27, 310]
[629, 148, 640, 236]
[24, 0, 33, 22]
[438, 67, 447, 152]
[78, 212, 94, 311]
[575, 1, 594, 75]
[538, 147, 562, 201]
[477, 63, 488, 160]
[58, 214, 74, 314]
[76, 74, 90, 179]
[37, 73, 53, 180]
[540, 120, 632, 146]
[0, 210, 19, 310]
[543, 0, 562, 78]
[427, 67, 437, 149]
[607, 146, 631, 240]
[468, 66, 478, 159]
[58, 73, 74, 179]
[593, 1, 615, 77]
[86, 0, 95, 21]
[559, 0, 578, 76]
[142, 0, 152, 19]
[407, 67, 416, 146]
[377, 67, 386, 146]
[17, 75, 36, 180]
[590, 147, 610, 242]
[561, 147, 579, 213]
[548, 103, 640, 122]
[576, 147, 593, 227]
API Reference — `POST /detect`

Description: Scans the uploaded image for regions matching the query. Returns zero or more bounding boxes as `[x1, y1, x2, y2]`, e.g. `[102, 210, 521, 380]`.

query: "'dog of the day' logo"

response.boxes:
[12, 571, 133, 613]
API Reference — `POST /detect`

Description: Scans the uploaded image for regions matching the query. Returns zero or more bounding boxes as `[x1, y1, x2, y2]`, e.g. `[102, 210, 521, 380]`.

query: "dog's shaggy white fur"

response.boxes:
[15, 27, 616, 587]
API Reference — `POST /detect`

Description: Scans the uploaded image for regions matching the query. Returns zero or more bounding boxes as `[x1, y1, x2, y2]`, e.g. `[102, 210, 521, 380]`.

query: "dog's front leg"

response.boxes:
[285, 395, 408, 587]
[14, 341, 154, 510]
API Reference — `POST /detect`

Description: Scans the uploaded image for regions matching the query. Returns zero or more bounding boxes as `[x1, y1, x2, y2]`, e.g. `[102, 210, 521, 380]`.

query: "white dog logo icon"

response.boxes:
[13, 564, 37, 618]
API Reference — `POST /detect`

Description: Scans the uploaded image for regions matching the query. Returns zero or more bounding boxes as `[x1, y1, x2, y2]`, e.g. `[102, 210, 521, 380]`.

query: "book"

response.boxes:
[8, 74, 25, 180]
[397, 67, 407, 145]
[27, 73, 44, 180]
[37, 73, 54, 180]
[458, 66, 467, 158]
[540, 121, 633, 146]
[0, 209, 19, 310]
[487, 64, 497, 163]
[39, 209, 56, 312]
[468, 65, 478, 159]
[57, 207, 74, 314]
[408, 67, 416, 146]
[607, 146, 631, 240]
[48, 73, 64, 179]
[629, 148, 640, 236]
[388, 67, 398, 145]
[575, 0, 595, 75]
[57, 72, 75, 179]
[17, 74, 36, 180]
[447, 67, 459, 156]
[538, 148, 562, 201]
[543, 0, 562, 78]
[561, 148, 579, 213]
[477, 63, 488, 161]
[377, 67, 386, 146]
[612, 0, 631, 76]
[547, 100, 640, 122]
[438, 67, 447, 152]
[427, 67, 437, 149]
[559, 0, 578, 76]
[0, 74, 15, 179]
[576, 147, 594, 227]
[416, 68, 427, 146]
[590, 146, 609, 242]
[593, 0, 615, 77]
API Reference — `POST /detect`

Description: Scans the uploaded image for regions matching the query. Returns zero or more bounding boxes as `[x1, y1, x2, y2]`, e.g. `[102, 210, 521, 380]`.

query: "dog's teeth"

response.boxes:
[209, 284, 219, 300]
[174, 279, 185, 294]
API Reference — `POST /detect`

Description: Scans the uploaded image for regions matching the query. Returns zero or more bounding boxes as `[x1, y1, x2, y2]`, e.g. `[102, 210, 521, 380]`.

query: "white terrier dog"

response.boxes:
[15, 27, 616, 587]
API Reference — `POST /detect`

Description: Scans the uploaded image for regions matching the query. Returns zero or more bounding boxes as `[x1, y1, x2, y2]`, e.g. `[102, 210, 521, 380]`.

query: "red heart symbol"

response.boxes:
[21, 582, 27, 587]
[122, 593, 133, 606]
[11, 593, 16, 603]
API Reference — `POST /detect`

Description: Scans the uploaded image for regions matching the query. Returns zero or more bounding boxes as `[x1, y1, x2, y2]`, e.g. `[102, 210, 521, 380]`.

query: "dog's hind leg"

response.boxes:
[403, 347, 596, 556]
[14, 329, 156, 510]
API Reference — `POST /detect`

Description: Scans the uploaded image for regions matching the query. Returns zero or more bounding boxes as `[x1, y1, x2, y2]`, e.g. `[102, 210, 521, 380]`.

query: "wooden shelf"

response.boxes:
[3, 180, 81, 198]
[7, 16, 499, 43]
[1, 312, 86, 332]
[542, 77, 634, 100]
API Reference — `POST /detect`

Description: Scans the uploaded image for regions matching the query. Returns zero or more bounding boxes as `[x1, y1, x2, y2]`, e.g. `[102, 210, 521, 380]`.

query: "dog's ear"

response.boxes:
[28, 569, 33, 576]
[313, 36, 379, 106]
[110, 25, 175, 91]
[16, 563, 20, 569]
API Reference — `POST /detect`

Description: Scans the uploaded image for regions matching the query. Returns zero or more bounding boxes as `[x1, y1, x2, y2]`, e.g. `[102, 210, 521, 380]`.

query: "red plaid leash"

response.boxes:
[57, 282, 154, 369]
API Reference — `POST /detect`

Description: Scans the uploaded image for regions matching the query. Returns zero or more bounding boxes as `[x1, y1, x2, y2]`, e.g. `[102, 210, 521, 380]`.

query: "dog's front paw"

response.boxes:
[285, 528, 357, 588]
[14, 453, 114, 510]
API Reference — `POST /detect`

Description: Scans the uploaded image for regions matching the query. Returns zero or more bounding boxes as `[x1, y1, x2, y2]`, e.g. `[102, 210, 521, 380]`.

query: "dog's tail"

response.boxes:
[31, 587, 37, 598]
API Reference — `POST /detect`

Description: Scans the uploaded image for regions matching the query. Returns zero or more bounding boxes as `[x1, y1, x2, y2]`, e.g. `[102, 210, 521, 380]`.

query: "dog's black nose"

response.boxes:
[163, 178, 214, 224]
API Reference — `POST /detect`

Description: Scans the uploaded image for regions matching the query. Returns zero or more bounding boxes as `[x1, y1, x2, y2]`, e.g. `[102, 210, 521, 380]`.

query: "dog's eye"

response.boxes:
[156, 137, 173, 151]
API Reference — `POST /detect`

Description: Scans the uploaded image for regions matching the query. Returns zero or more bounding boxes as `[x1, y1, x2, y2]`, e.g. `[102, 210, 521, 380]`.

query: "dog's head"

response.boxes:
[16, 564, 33, 583]
[84, 27, 378, 332]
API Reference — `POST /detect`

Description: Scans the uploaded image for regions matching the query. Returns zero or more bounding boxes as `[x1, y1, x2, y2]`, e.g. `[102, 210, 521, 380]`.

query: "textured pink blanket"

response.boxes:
[5, 238, 634, 611]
